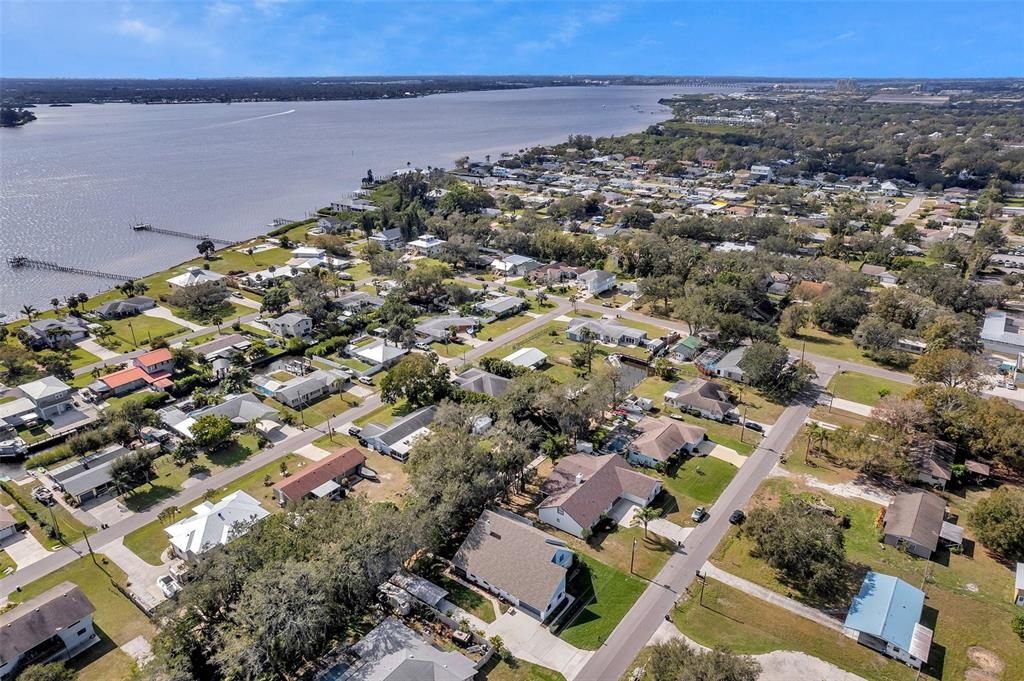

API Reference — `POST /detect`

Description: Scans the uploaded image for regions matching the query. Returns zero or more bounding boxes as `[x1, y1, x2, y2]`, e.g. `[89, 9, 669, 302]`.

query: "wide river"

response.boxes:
[0, 85, 728, 311]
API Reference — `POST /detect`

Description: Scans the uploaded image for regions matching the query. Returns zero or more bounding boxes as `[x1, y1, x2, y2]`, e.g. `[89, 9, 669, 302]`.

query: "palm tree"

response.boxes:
[50, 298, 61, 314]
[804, 422, 829, 463]
[134, 281, 149, 295]
[20, 304, 37, 321]
[120, 280, 137, 297]
[631, 506, 662, 539]
[212, 316, 223, 333]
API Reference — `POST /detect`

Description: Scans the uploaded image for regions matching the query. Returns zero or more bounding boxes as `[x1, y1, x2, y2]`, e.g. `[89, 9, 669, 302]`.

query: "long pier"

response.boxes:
[131, 222, 236, 246]
[7, 256, 137, 282]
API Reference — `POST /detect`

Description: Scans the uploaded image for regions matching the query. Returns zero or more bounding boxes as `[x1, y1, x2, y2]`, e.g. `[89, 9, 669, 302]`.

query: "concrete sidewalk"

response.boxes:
[701, 563, 844, 632]
[828, 398, 874, 417]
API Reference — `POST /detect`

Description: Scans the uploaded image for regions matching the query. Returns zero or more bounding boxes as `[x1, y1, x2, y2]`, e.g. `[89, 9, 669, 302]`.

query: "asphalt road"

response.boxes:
[573, 368, 837, 681]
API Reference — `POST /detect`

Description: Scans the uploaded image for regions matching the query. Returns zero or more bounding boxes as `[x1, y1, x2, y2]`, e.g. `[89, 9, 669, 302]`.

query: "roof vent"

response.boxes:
[575, 472, 585, 485]
[489, 531, 501, 540]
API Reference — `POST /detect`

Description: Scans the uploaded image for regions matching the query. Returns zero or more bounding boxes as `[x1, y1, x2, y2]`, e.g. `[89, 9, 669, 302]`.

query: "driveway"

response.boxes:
[696, 440, 746, 467]
[76, 339, 120, 361]
[231, 296, 261, 309]
[83, 496, 134, 527]
[100, 537, 169, 610]
[1, 531, 50, 570]
[486, 609, 592, 679]
[143, 306, 204, 332]
[827, 397, 874, 417]
[295, 443, 333, 462]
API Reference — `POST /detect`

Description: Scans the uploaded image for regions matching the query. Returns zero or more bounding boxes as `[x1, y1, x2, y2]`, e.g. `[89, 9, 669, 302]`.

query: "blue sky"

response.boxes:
[1, 1, 1020, 78]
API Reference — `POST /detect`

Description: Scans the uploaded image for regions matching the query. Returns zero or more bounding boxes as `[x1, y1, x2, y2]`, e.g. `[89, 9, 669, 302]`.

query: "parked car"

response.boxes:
[348, 425, 362, 436]
[729, 510, 746, 525]
[230, 291, 243, 299]
[414, 342, 432, 351]
[691, 506, 707, 523]
[31, 486, 54, 505]
[743, 421, 764, 432]
[358, 376, 374, 386]
[156, 575, 181, 599]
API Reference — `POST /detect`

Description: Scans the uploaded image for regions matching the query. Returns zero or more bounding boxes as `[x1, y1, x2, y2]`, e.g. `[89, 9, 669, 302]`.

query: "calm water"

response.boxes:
[0, 85, 727, 311]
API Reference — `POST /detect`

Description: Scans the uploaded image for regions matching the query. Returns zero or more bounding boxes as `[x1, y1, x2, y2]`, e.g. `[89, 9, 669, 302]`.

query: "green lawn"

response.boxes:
[268, 391, 360, 427]
[671, 579, 915, 681]
[124, 454, 300, 565]
[337, 356, 373, 372]
[656, 456, 738, 525]
[7, 556, 155, 681]
[781, 326, 890, 368]
[345, 262, 373, 281]
[435, 573, 497, 623]
[480, 314, 533, 339]
[66, 345, 100, 369]
[355, 401, 401, 428]
[559, 554, 646, 649]
[104, 313, 186, 349]
[563, 525, 675, 582]
[198, 246, 292, 275]
[827, 371, 912, 406]
[5, 480, 94, 548]
[480, 657, 565, 681]
[712, 478, 1024, 679]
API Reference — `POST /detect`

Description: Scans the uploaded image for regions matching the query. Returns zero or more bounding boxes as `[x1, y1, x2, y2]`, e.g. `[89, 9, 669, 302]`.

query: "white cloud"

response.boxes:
[116, 18, 163, 44]
[208, 2, 242, 20]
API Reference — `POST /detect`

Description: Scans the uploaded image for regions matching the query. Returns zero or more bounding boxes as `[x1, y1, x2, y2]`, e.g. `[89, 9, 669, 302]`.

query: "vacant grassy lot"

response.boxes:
[781, 326, 886, 367]
[480, 657, 565, 681]
[104, 313, 186, 349]
[268, 391, 360, 427]
[672, 579, 915, 681]
[66, 345, 100, 369]
[711, 478, 1024, 679]
[199, 246, 292, 275]
[559, 554, 646, 650]
[480, 313, 533, 339]
[8, 556, 155, 681]
[656, 456, 738, 526]
[827, 371, 912, 406]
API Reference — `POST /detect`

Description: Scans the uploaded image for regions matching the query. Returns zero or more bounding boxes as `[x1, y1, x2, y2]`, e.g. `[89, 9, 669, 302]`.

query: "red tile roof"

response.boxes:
[136, 347, 173, 368]
[100, 366, 150, 390]
[273, 447, 367, 502]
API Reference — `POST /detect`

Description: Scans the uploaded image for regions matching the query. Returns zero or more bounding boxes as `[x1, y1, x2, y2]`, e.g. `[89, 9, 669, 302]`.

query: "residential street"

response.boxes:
[0, 300, 570, 598]
[572, 366, 837, 681]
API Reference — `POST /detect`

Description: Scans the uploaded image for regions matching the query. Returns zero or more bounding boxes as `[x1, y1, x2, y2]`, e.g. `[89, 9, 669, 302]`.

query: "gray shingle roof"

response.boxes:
[0, 582, 94, 662]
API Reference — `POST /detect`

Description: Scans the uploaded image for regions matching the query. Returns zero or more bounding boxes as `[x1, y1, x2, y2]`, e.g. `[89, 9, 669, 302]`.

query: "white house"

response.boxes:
[165, 491, 269, 561]
[258, 369, 349, 409]
[349, 339, 409, 368]
[577, 269, 616, 295]
[406, 234, 447, 255]
[491, 254, 541, 277]
[360, 405, 437, 461]
[166, 267, 226, 289]
[504, 347, 547, 370]
[0, 582, 98, 681]
[369, 227, 404, 250]
[538, 454, 662, 538]
[267, 312, 313, 338]
[453, 510, 573, 621]
[566, 318, 646, 346]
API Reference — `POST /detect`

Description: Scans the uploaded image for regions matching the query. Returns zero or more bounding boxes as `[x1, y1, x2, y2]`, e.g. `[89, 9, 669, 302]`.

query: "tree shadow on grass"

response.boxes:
[123, 484, 177, 512]
[207, 441, 254, 467]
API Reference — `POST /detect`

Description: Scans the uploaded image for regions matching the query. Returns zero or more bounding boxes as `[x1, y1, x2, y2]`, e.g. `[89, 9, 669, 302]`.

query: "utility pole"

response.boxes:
[801, 339, 806, 364]
[83, 530, 97, 565]
[697, 570, 706, 607]
[127, 319, 137, 347]
[48, 505, 61, 543]
[630, 538, 637, 574]
[739, 404, 749, 443]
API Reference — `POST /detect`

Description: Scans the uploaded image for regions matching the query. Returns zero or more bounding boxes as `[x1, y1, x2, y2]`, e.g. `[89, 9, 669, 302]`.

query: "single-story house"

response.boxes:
[453, 509, 574, 621]
[452, 368, 511, 398]
[166, 267, 226, 289]
[414, 316, 479, 342]
[272, 447, 366, 505]
[710, 347, 748, 382]
[527, 261, 586, 284]
[191, 334, 250, 362]
[316, 216, 348, 233]
[538, 453, 662, 538]
[162, 393, 281, 439]
[93, 296, 155, 320]
[334, 291, 384, 313]
[491, 254, 541, 277]
[626, 417, 706, 468]
[504, 347, 547, 370]
[861, 264, 899, 286]
[567, 318, 647, 346]
[19, 317, 90, 349]
[909, 439, 955, 490]
[260, 369, 349, 409]
[0, 582, 97, 681]
[669, 335, 704, 361]
[165, 490, 269, 561]
[134, 347, 175, 376]
[981, 310, 1024, 356]
[90, 365, 172, 398]
[319, 616, 477, 681]
[361, 405, 437, 462]
[267, 312, 313, 338]
[48, 444, 130, 504]
[19, 376, 75, 420]
[349, 339, 408, 368]
[664, 378, 734, 421]
[882, 491, 946, 559]
[577, 269, 616, 295]
[0, 507, 17, 542]
[476, 295, 527, 319]
[843, 572, 932, 669]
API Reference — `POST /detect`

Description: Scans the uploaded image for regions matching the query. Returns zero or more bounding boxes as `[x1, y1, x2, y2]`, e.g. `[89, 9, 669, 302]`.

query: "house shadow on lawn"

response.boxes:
[68, 624, 121, 673]
[919, 604, 946, 679]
